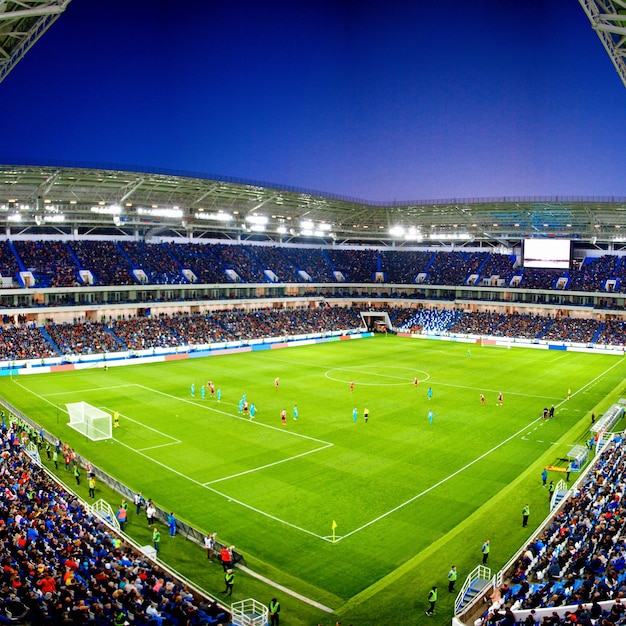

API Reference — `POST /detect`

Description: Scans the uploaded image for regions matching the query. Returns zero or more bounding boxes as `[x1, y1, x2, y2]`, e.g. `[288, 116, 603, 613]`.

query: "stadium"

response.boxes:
[2, 3, 626, 626]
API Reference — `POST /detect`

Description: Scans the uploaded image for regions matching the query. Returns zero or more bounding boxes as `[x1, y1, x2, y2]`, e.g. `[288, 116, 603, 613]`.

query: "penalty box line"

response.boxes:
[132, 383, 334, 447]
[11, 379, 328, 541]
[97, 404, 181, 451]
[202, 442, 333, 486]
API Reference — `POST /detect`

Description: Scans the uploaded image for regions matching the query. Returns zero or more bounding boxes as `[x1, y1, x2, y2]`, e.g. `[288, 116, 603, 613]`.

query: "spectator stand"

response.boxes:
[0, 394, 244, 594]
[1, 398, 234, 624]
[455, 432, 620, 626]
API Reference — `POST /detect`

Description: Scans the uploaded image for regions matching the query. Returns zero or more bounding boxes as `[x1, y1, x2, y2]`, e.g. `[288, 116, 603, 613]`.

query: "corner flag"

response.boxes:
[332, 519, 337, 542]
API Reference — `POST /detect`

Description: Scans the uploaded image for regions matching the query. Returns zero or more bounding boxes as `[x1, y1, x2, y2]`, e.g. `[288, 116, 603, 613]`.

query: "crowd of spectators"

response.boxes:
[326, 249, 378, 283]
[379, 250, 433, 284]
[45, 322, 121, 356]
[0, 418, 229, 625]
[280, 247, 335, 283]
[69, 241, 135, 286]
[519, 269, 563, 291]
[0, 241, 20, 279]
[567, 256, 618, 293]
[478, 435, 626, 626]
[119, 242, 186, 285]
[541, 318, 601, 344]
[5, 239, 626, 293]
[449, 311, 507, 335]
[14, 240, 79, 288]
[489, 313, 551, 340]
[4, 307, 626, 360]
[597, 318, 626, 347]
[211, 245, 265, 283]
[0, 324, 57, 360]
[477, 254, 517, 285]
[425, 251, 488, 286]
[163, 243, 223, 284]
[247, 246, 299, 282]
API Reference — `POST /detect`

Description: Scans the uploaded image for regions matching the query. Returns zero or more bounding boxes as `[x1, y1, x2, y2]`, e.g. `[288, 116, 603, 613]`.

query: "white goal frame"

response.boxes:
[66, 402, 112, 441]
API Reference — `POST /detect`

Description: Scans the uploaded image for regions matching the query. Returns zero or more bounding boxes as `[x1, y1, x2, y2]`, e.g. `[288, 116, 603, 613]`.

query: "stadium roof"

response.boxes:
[0, 0, 71, 84]
[579, 0, 626, 89]
[2, 163, 626, 246]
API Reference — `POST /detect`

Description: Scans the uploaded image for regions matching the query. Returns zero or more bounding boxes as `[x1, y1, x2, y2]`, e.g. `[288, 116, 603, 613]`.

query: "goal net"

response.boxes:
[66, 402, 112, 441]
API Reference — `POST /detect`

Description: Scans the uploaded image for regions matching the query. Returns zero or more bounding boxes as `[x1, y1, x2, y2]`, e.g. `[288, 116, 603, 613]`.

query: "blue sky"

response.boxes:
[1, 0, 624, 201]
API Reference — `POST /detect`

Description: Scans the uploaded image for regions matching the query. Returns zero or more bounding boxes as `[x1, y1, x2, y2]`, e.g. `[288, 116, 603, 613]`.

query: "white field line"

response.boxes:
[11, 379, 328, 540]
[132, 383, 333, 447]
[98, 405, 181, 446]
[43, 384, 137, 396]
[203, 442, 333, 485]
[335, 355, 625, 541]
[12, 355, 624, 543]
[137, 442, 182, 452]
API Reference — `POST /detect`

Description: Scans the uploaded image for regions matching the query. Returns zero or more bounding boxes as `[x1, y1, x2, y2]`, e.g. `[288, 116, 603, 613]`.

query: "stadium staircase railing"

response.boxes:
[454, 565, 493, 614]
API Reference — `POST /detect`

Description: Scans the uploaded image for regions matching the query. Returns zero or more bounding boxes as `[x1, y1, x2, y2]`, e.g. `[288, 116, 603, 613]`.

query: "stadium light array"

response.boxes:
[194, 211, 233, 221]
[91, 205, 122, 215]
[429, 232, 471, 240]
[137, 207, 183, 218]
[246, 214, 268, 225]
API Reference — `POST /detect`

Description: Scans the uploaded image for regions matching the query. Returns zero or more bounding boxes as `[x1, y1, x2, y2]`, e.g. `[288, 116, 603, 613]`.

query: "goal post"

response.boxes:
[66, 402, 112, 441]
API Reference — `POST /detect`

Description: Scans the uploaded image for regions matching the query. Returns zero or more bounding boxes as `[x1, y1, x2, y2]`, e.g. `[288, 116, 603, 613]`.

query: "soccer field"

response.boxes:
[3, 336, 626, 624]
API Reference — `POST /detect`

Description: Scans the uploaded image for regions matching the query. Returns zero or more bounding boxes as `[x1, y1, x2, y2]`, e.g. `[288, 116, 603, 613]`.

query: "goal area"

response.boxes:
[66, 402, 112, 441]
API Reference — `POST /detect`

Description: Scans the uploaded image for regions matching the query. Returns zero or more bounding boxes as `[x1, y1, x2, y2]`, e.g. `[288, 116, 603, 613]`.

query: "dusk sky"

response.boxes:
[2, 0, 625, 202]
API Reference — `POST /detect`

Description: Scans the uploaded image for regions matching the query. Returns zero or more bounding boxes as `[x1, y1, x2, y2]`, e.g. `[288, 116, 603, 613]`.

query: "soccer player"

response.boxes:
[113, 411, 120, 429]
[201, 385, 205, 399]
[293, 405, 298, 420]
[480, 394, 485, 405]
[497, 392, 503, 406]
[238, 399, 244, 414]
[427, 387, 433, 401]
[217, 389, 221, 402]
[350, 381, 354, 393]
[352, 407, 358, 422]
[249, 403, 256, 419]
[364, 407, 369, 423]
[414, 377, 419, 387]
[428, 410, 434, 424]
[191, 383, 195, 397]
[549, 405, 555, 418]
[567, 388, 571, 400]
[243, 401, 249, 417]
[275, 377, 280, 390]
[281, 409, 287, 426]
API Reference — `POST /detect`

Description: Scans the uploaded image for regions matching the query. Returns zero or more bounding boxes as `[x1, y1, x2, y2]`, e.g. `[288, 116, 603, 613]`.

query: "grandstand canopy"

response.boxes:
[2, 163, 626, 247]
[0, 1, 71, 84]
[579, 0, 626, 89]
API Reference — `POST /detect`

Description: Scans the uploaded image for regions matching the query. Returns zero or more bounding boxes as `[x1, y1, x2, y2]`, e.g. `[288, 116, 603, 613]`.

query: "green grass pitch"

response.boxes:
[3, 336, 626, 625]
